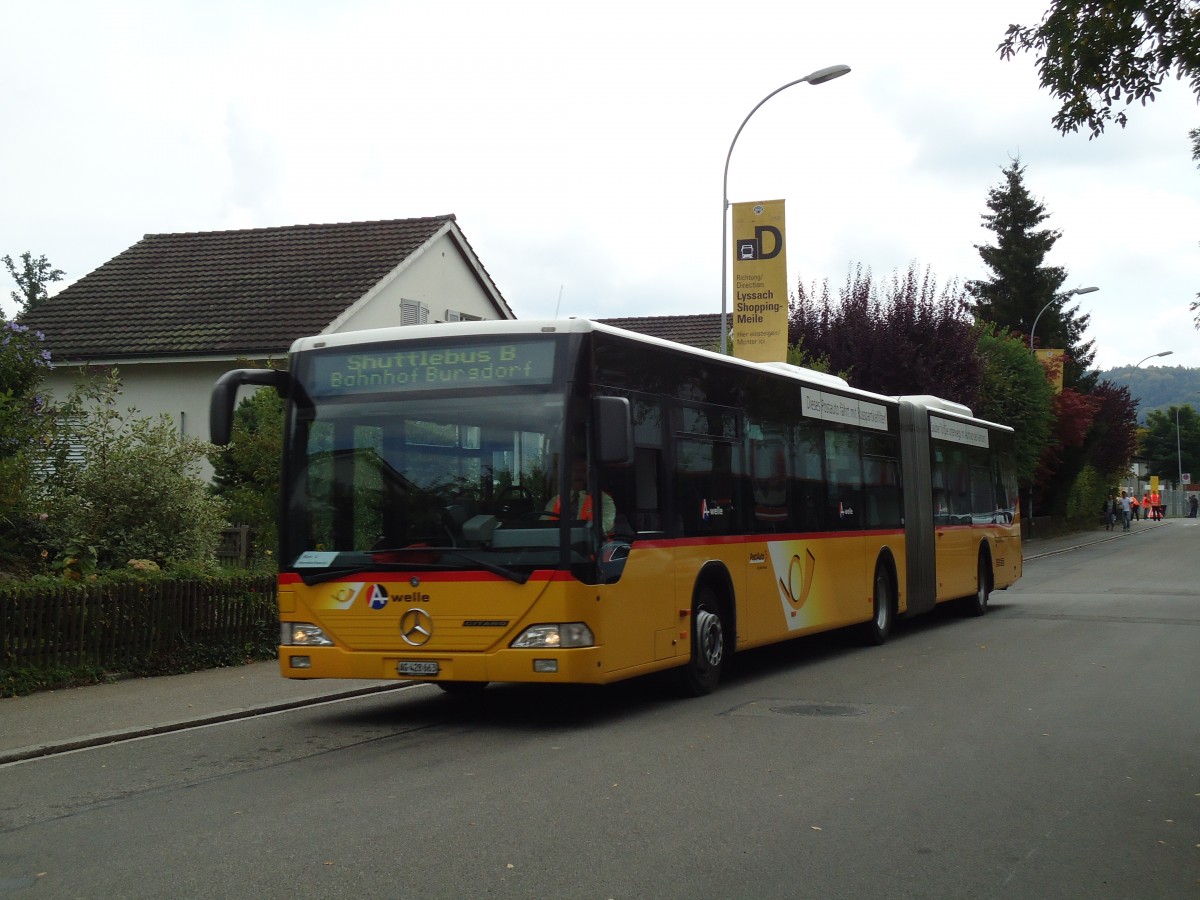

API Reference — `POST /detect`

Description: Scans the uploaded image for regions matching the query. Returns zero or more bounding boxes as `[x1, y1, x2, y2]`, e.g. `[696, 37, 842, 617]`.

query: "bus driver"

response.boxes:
[546, 457, 616, 533]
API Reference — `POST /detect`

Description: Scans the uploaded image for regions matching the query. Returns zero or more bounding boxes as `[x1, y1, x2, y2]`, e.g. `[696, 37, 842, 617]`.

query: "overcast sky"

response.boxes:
[3, 0, 1197, 372]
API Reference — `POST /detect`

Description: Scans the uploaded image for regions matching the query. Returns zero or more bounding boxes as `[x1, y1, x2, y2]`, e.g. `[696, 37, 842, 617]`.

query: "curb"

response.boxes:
[0, 681, 411, 766]
[1023, 521, 1166, 561]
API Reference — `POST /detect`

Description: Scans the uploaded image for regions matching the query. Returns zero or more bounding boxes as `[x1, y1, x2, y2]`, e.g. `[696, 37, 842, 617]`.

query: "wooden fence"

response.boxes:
[216, 525, 255, 568]
[0, 574, 277, 673]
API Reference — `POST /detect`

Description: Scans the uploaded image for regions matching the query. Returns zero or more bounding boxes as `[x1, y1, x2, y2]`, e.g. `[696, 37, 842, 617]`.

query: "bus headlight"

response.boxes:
[511, 623, 594, 649]
[281, 622, 334, 646]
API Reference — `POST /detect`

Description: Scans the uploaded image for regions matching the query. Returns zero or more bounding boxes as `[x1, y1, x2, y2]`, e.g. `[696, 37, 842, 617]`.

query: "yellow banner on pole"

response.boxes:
[1034, 349, 1065, 394]
[731, 199, 788, 362]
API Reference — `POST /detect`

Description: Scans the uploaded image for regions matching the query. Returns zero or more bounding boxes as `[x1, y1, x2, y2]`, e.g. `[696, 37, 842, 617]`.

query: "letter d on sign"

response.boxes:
[755, 226, 783, 260]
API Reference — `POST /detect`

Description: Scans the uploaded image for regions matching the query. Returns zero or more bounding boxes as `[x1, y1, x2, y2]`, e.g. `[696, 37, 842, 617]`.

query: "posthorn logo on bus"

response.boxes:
[399, 608, 434, 646]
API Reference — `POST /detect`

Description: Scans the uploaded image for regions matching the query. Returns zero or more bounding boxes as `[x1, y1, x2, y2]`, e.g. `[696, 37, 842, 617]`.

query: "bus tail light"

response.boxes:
[511, 623, 594, 649]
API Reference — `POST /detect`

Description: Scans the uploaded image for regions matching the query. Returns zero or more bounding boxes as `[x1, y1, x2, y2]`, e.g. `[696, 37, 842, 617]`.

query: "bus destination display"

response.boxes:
[307, 340, 557, 396]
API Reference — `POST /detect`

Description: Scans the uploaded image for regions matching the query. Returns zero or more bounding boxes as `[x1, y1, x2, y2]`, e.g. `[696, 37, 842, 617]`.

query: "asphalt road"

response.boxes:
[2, 523, 1198, 898]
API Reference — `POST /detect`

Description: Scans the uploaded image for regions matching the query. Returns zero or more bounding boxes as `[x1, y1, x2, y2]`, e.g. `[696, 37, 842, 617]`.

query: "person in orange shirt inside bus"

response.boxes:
[546, 457, 616, 533]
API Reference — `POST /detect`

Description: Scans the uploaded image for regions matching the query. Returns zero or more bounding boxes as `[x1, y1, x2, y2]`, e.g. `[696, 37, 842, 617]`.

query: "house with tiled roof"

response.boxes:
[595, 313, 723, 351]
[24, 215, 513, 472]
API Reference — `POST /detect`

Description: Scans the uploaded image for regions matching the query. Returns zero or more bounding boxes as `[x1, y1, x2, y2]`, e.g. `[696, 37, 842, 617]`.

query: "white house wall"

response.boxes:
[336, 232, 502, 332]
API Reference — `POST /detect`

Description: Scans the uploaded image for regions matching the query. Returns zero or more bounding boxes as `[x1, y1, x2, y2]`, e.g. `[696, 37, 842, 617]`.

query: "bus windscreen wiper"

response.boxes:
[298, 548, 528, 586]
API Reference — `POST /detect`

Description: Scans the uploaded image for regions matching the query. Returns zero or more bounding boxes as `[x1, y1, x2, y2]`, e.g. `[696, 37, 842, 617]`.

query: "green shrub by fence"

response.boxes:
[0, 573, 277, 696]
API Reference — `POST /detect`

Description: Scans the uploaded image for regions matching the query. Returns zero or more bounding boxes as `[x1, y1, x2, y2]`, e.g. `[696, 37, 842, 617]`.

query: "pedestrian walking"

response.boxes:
[1130, 493, 1140, 522]
[1120, 490, 1132, 531]
[1190, 493, 1198, 518]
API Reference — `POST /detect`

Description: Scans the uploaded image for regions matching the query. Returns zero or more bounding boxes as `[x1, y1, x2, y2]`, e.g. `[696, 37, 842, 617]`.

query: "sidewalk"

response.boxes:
[0, 520, 1171, 764]
[0, 660, 402, 765]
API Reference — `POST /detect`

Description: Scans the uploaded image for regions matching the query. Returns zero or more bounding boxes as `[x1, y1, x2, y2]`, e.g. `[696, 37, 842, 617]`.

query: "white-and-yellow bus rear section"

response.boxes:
[276, 520, 1016, 685]
[933, 519, 1022, 600]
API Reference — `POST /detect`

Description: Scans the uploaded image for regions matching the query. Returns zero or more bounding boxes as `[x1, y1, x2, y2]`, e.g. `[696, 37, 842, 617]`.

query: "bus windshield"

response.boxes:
[282, 389, 600, 576]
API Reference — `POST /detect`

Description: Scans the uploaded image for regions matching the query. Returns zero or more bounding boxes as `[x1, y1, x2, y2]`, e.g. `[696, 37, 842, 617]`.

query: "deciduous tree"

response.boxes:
[2, 252, 64, 317]
[999, 0, 1200, 138]
[789, 262, 982, 403]
[1142, 404, 1200, 483]
[974, 324, 1056, 486]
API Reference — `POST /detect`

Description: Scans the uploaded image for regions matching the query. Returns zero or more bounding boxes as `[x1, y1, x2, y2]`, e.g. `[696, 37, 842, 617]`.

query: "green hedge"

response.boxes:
[0, 572, 277, 696]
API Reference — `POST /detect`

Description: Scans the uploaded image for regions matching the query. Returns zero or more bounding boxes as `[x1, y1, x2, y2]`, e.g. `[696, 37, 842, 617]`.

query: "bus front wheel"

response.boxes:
[678, 589, 727, 696]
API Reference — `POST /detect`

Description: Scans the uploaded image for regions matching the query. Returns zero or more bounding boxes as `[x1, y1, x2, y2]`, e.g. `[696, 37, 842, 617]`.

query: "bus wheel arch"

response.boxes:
[860, 550, 898, 646]
[677, 564, 735, 696]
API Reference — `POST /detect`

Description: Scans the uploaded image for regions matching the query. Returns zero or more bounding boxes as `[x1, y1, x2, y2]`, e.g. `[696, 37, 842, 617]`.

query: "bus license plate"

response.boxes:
[398, 660, 439, 676]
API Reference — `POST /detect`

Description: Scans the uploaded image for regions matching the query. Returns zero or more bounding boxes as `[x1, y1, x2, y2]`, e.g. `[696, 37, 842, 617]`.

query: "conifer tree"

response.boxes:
[966, 157, 1096, 391]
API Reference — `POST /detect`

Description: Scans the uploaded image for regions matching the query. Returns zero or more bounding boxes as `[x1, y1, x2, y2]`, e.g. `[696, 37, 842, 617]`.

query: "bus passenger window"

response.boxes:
[750, 435, 790, 532]
[676, 438, 742, 536]
[824, 428, 862, 531]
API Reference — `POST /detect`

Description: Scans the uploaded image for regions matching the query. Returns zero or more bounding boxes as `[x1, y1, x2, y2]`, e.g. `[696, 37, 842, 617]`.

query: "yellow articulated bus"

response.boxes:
[211, 319, 1021, 695]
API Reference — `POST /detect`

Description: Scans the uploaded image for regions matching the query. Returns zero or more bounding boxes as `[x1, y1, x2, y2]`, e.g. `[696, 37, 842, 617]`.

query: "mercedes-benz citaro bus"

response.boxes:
[210, 318, 1021, 696]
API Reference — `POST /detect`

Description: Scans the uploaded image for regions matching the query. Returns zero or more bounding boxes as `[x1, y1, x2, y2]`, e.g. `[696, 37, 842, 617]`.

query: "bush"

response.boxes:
[1065, 464, 1109, 525]
[40, 372, 228, 571]
[0, 322, 53, 569]
[209, 381, 283, 560]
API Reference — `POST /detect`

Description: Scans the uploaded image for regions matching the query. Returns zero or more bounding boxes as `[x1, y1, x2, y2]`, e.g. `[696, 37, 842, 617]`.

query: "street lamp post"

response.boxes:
[1029, 285, 1099, 351]
[1177, 406, 1183, 515]
[1126, 351, 1173, 501]
[719, 64, 850, 354]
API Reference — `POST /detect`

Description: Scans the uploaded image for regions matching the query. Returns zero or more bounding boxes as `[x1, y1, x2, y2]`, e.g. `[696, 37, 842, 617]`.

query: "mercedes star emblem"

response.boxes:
[399, 608, 434, 646]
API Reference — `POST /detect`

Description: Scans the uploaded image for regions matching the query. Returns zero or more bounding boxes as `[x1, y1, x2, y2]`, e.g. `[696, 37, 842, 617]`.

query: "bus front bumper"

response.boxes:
[278, 645, 608, 685]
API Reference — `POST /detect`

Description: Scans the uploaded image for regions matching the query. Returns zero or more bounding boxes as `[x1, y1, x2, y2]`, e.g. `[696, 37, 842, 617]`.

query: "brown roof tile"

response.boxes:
[596, 313, 723, 350]
[24, 216, 509, 361]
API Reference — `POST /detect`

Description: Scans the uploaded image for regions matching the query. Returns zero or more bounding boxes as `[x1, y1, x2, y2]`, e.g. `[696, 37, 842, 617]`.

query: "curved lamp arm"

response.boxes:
[1028, 286, 1098, 351]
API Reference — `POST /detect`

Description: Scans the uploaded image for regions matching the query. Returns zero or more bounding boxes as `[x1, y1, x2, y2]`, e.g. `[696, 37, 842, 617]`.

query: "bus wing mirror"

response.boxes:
[594, 396, 634, 466]
[210, 368, 290, 445]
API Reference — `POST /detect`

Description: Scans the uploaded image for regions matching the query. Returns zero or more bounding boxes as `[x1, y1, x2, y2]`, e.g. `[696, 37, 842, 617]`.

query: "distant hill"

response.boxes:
[1099, 365, 1200, 422]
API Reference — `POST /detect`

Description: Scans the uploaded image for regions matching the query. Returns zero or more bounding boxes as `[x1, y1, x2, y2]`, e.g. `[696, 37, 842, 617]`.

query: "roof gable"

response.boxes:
[23, 216, 511, 361]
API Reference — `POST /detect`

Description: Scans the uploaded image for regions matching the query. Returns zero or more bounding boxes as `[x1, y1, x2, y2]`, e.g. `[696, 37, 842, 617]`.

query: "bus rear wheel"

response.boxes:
[678, 589, 727, 696]
[963, 554, 991, 617]
[859, 563, 894, 646]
